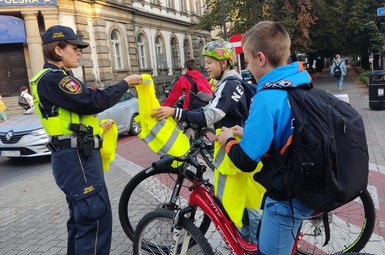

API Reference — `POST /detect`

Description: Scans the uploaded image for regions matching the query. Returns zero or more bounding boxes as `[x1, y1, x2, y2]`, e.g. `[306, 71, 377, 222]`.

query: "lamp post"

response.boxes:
[76, 30, 86, 83]
[221, 0, 227, 40]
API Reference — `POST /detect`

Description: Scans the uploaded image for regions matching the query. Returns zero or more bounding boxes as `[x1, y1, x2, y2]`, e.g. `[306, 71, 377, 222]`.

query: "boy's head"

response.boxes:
[242, 21, 291, 80]
[184, 59, 196, 71]
[201, 40, 236, 79]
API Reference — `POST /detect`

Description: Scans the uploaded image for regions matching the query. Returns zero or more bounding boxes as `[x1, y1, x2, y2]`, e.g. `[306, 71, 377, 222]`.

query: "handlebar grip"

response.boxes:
[152, 154, 174, 168]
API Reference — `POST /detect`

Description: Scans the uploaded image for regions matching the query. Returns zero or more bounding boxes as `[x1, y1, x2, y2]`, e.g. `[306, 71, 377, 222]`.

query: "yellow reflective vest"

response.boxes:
[213, 129, 266, 227]
[99, 119, 118, 172]
[31, 68, 99, 136]
[135, 74, 190, 166]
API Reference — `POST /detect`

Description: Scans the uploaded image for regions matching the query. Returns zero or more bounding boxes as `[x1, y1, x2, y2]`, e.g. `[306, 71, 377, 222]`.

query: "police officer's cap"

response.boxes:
[42, 25, 89, 49]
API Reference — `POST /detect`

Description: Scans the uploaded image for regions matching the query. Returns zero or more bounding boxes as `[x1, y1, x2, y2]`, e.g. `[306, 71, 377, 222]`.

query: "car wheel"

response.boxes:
[129, 113, 141, 136]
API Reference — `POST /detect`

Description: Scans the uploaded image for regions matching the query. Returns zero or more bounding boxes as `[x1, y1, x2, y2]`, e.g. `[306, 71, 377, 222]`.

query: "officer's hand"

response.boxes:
[216, 127, 234, 146]
[124, 74, 142, 87]
[151, 106, 175, 120]
[101, 120, 115, 133]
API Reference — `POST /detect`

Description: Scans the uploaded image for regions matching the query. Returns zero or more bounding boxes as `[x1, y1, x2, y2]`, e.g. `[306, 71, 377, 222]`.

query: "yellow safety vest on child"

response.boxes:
[213, 129, 266, 227]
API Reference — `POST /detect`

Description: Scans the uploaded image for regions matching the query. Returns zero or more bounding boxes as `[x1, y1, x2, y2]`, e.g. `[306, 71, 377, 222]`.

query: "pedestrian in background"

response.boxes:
[331, 54, 347, 90]
[31, 25, 142, 255]
[0, 94, 7, 122]
[315, 56, 324, 79]
[162, 58, 213, 110]
[19, 86, 34, 109]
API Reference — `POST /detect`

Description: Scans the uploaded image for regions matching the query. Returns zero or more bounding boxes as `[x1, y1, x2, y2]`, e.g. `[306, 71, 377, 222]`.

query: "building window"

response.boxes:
[155, 35, 166, 68]
[137, 33, 148, 69]
[180, 0, 186, 12]
[167, 0, 175, 9]
[183, 38, 191, 60]
[111, 30, 123, 70]
[171, 37, 180, 68]
[195, 0, 202, 16]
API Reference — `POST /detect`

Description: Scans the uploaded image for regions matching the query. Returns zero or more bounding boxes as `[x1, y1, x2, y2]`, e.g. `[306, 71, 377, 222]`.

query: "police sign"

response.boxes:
[377, 7, 385, 17]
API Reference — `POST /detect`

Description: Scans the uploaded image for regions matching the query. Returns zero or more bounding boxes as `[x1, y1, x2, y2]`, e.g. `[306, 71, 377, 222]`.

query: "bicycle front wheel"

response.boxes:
[118, 165, 211, 241]
[296, 189, 375, 254]
[133, 209, 214, 255]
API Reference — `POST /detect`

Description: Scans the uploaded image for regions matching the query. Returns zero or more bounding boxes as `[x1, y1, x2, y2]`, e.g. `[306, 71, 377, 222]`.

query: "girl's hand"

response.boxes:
[216, 127, 234, 146]
[150, 106, 176, 120]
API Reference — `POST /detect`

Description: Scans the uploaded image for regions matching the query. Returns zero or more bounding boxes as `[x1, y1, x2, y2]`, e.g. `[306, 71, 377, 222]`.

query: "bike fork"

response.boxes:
[170, 207, 194, 255]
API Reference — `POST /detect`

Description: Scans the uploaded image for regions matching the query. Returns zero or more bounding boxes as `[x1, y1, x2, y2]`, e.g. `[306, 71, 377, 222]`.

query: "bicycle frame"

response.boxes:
[171, 167, 299, 255]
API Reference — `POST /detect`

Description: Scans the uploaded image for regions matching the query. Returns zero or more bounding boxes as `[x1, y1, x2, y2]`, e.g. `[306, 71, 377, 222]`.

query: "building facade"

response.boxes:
[0, 0, 211, 97]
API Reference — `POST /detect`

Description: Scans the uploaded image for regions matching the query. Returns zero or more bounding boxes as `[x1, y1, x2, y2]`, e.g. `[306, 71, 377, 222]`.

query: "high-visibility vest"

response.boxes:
[213, 129, 266, 227]
[99, 119, 118, 172]
[135, 74, 190, 166]
[31, 68, 99, 136]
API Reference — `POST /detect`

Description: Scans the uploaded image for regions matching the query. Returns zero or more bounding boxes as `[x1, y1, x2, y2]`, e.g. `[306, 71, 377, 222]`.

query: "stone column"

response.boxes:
[22, 11, 44, 76]
[41, 9, 59, 29]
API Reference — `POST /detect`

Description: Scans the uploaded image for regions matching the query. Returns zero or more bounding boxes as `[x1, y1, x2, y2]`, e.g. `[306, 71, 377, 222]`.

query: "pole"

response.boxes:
[221, 0, 227, 40]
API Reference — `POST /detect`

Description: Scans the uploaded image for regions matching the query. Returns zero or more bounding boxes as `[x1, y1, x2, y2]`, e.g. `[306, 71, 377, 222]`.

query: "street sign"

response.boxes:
[377, 7, 385, 17]
[229, 34, 243, 54]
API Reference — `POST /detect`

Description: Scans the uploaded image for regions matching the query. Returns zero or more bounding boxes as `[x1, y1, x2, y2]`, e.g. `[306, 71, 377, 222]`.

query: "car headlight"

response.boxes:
[31, 128, 49, 138]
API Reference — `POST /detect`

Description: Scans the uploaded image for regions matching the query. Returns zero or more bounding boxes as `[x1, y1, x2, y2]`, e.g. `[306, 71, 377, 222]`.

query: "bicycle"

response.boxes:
[118, 124, 216, 241]
[132, 151, 375, 255]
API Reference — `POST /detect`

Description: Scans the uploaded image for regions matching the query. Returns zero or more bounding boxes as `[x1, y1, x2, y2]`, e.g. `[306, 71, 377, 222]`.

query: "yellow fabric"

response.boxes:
[31, 69, 99, 136]
[213, 129, 266, 227]
[135, 74, 190, 167]
[99, 119, 118, 172]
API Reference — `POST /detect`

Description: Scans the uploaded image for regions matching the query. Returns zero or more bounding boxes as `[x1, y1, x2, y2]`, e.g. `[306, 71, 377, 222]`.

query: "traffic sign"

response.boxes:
[377, 7, 385, 17]
[229, 34, 243, 54]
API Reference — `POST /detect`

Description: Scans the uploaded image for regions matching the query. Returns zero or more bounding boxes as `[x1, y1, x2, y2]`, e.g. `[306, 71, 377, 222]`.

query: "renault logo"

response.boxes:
[5, 131, 13, 142]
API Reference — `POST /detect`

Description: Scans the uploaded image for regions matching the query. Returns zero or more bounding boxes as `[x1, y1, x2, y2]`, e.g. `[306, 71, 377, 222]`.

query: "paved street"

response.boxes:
[1, 65, 385, 254]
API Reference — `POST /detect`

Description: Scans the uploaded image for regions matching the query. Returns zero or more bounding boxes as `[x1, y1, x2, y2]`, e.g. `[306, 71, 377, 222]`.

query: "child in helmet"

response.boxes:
[151, 40, 249, 130]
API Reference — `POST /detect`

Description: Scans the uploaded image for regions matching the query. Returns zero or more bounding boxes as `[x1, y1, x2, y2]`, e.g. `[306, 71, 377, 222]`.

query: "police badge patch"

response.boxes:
[59, 77, 82, 94]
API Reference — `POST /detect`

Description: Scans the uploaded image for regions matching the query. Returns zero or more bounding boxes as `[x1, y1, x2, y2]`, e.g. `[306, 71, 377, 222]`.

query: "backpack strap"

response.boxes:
[183, 74, 199, 98]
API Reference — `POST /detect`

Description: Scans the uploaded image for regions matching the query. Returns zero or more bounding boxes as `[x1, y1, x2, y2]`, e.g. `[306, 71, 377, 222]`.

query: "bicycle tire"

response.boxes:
[118, 165, 211, 241]
[133, 209, 214, 255]
[296, 189, 375, 254]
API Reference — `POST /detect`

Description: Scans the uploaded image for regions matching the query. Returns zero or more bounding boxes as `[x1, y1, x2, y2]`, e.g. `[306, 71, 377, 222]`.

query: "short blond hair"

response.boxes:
[243, 21, 291, 67]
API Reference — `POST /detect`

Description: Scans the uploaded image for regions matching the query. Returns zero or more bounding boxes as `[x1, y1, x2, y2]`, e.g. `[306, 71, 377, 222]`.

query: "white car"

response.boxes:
[0, 91, 140, 158]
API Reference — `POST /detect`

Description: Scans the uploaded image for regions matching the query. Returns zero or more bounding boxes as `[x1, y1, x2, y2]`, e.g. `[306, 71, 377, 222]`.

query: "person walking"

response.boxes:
[31, 25, 142, 255]
[330, 54, 347, 90]
[217, 21, 314, 254]
[19, 85, 34, 109]
[162, 58, 213, 110]
[0, 94, 7, 122]
[315, 56, 324, 79]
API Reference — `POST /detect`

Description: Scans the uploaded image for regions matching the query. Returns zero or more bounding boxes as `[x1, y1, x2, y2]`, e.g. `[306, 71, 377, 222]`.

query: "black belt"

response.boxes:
[50, 135, 102, 149]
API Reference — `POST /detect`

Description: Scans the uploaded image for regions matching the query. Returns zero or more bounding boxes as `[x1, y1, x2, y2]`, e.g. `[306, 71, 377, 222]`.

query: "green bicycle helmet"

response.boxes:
[201, 40, 236, 67]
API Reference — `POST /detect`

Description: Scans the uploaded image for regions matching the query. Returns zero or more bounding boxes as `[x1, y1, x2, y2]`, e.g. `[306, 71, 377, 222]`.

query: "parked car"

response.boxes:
[241, 70, 257, 93]
[0, 91, 140, 158]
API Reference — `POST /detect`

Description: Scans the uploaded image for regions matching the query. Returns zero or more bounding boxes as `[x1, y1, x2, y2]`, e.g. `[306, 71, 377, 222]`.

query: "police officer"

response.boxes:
[31, 25, 142, 255]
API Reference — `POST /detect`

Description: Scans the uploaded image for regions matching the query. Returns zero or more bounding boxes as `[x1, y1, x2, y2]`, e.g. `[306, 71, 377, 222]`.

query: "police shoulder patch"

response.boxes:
[59, 76, 82, 94]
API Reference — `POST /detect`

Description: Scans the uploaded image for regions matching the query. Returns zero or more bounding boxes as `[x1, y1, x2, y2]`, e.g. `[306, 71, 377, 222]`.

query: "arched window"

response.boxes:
[155, 35, 166, 68]
[199, 40, 205, 69]
[183, 38, 191, 61]
[171, 37, 180, 68]
[111, 30, 123, 70]
[137, 33, 148, 69]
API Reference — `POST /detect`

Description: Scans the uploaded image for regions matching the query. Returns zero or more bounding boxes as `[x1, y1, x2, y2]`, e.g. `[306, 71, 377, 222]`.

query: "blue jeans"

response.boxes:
[240, 208, 262, 244]
[257, 197, 313, 255]
[336, 75, 344, 89]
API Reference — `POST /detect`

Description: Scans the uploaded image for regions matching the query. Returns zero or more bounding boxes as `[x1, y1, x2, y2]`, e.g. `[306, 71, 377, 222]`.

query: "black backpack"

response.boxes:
[18, 93, 30, 110]
[258, 84, 368, 212]
[183, 74, 211, 110]
[333, 61, 342, 77]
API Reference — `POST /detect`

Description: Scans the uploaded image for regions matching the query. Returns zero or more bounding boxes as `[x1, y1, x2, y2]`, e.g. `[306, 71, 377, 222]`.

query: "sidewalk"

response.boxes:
[0, 65, 384, 254]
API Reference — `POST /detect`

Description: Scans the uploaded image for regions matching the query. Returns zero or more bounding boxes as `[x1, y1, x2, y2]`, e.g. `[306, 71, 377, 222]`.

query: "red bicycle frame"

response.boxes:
[186, 178, 299, 255]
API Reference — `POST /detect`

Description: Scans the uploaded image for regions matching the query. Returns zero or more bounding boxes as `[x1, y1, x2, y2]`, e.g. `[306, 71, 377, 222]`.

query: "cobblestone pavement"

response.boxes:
[1, 66, 385, 254]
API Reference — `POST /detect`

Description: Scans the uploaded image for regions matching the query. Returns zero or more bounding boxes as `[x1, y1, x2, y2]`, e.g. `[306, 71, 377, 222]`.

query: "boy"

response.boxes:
[217, 21, 314, 254]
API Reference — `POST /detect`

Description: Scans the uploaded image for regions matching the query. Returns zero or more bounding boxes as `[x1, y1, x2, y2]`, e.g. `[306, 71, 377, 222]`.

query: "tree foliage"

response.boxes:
[198, 0, 385, 70]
